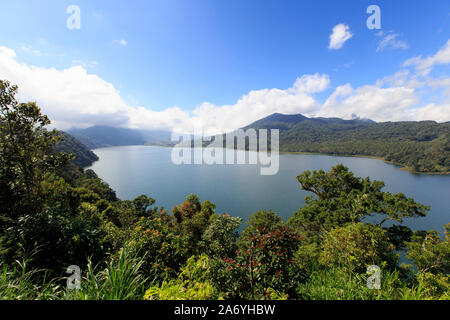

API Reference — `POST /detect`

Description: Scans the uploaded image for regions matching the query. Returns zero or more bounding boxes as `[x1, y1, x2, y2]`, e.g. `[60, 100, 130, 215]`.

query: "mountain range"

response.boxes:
[63, 114, 449, 173]
[243, 113, 449, 173]
[68, 126, 173, 149]
[54, 131, 99, 167]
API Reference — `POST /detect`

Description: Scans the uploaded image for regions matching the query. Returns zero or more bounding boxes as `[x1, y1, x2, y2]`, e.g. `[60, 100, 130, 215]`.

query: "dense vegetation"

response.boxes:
[244, 113, 450, 174]
[54, 131, 99, 167]
[0, 80, 449, 300]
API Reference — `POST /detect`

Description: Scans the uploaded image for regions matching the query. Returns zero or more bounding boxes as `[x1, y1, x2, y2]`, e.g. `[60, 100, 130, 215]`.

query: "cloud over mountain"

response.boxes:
[0, 40, 449, 135]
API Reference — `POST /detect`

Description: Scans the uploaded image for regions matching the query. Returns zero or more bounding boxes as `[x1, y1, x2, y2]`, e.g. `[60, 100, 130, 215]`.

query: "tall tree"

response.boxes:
[288, 164, 429, 242]
[0, 80, 70, 228]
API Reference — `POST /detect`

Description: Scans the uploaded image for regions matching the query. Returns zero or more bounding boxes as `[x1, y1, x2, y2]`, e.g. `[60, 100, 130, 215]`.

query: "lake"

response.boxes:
[87, 145, 450, 234]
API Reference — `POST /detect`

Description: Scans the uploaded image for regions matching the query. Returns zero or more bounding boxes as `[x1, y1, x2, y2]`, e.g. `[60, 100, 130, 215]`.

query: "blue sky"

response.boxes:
[0, 0, 449, 133]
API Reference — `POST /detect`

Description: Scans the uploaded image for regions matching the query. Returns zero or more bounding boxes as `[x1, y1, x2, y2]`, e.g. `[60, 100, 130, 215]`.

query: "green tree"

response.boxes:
[127, 211, 187, 283]
[201, 213, 242, 259]
[406, 224, 450, 275]
[240, 209, 283, 242]
[404, 224, 450, 299]
[288, 164, 429, 243]
[0, 80, 70, 227]
[211, 219, 303, 299]
[172, 194, 216, 257]
[320, 222, 397, 272]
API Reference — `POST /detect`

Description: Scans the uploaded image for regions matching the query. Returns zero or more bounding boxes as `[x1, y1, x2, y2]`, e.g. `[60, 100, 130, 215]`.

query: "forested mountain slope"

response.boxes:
[243, 113, 449, 173]
[54, 131, 99, 167]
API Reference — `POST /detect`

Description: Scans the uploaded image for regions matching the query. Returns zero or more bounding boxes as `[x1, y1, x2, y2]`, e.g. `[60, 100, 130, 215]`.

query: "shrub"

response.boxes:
[1, 207, 109, 274]
[144, 254, 217, 300]
[320, 222, 397, 273]
[201, 214, 241, 259]
[211, 224, 303, 299]
[406, 224, 450, 275]
[127, 214, 187, 283]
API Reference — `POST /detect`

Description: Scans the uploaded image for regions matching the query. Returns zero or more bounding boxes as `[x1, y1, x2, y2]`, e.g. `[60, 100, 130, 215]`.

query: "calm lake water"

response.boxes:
[87, 145, 449, 234]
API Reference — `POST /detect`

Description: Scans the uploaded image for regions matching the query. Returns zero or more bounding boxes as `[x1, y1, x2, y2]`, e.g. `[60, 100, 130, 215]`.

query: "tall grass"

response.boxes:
[1, 247, 148, 300]
[0, 259, 62, 300]
[296, 267, 428, 300]
[64, 246, 148, 300]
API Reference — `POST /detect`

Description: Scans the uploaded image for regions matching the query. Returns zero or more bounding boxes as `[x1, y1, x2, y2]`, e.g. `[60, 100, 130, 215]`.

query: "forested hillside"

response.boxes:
[54, 131, 99, 167]
[244, 113, 450, 173]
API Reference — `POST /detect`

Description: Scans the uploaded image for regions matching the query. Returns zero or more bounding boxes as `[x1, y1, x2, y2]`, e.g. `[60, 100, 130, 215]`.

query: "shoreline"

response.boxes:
[279, 150, 449, 175]
[88, 144, 450, 175]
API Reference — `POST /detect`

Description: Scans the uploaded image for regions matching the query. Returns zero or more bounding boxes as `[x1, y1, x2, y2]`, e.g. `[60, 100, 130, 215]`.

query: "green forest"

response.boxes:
[0, 80, 449, 300]
[54, 131, 99, 167]
[245, 113, 450, 174]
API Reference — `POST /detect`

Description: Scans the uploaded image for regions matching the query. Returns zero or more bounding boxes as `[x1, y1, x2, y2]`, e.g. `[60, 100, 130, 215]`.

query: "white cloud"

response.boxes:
[376, 70, 424, 89]
[319, 84, 420, 122]
[20, 44, 41, 56]
[0, 47, 130, 130]
[318, 37, 450, 123]
[328, 24, 353, 50]
[71, 60, 98, 69]
[319, 81, 449, 122]
[0, 40, 449, 135]
[189, 75, 327, 134]
[376, 33, 409, 52]
[290, 73, 330, 94]
[132, 73, 330, 135]
[113, 39, 127, 46]
[427, 77, 450, 88]
[0, 46, 328, 134]
[403, 39, 450, 74]
[319, 39, 450, 122]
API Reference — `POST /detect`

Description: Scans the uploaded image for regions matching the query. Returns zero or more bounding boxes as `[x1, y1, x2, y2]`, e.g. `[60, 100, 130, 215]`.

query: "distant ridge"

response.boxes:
[54, 131, 99, 167]
[249, 113, 308, 125]
[68, 126, 173, 149]
[244, 113, 375, 130]
[242, 113, 449, 173]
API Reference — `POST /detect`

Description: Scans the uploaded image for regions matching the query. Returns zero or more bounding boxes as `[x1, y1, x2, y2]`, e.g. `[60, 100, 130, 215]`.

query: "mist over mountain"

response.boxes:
[68, 126, 173, 149]
[54, 131, 99, 167]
